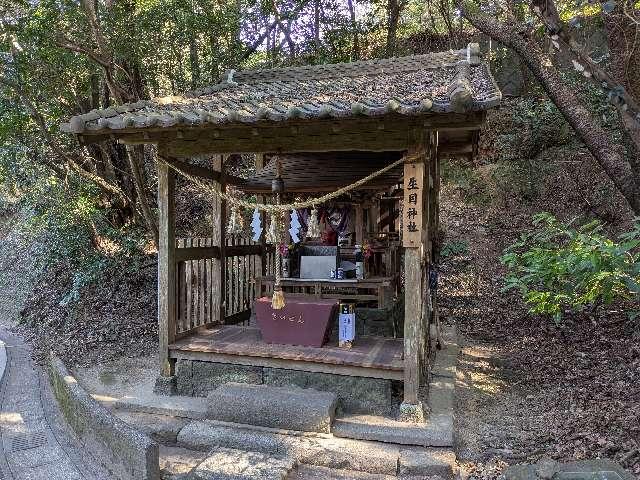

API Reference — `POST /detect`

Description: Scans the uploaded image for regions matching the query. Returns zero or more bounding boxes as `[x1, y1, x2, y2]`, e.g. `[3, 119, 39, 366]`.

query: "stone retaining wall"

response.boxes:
[47, 355, 160, 480]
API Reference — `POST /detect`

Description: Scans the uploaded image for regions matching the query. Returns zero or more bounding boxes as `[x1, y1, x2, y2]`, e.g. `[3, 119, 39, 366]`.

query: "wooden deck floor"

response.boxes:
[168, 325, 404, 380]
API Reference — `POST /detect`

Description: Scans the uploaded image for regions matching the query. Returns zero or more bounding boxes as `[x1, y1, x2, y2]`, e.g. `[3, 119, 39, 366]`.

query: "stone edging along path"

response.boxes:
[47, 354, 160, 480]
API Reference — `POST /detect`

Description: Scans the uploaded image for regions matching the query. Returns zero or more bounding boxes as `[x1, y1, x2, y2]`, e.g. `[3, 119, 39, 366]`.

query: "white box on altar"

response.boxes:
[339, 303, 355, 348]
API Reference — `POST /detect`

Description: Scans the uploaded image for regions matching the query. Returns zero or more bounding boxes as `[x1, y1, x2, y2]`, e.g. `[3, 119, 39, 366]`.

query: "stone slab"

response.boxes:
[159, 445, 208, 477]
[289, 464, 396, 479]
[114, 411, 189, 445]
[432, 325, 459, 379]
[47, 355, 159, 480]
[398, 447, 455, 478]
[177, 421, 400, 475]
[428, 377, 455, 415]
[114, 389, 208, 419]
[191, 446, 295, 480]
[332, 413, 453, 447]
[207, 383, 337, 433]
[505, 459, 635, 480]
[263, 368, 394, 415]
[154, 375, 178, 395]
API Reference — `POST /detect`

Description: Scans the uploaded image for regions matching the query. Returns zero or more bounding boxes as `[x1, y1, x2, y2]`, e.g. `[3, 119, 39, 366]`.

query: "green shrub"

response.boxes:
[440, 240, 469, 259]
[500, 213, 640, 322]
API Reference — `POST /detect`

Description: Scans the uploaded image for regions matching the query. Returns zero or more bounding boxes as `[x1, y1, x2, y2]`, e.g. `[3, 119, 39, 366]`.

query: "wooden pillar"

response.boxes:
[401, 144, 428, 419]
[255, 154, 267, 291]
[433, 133, 441, 261]
[431, 133, 443, 347]
[158, 153, 176, 377]
[354, 205, 364, 245]
[370, 201, 380, 234]
[212, 154, 225, 324]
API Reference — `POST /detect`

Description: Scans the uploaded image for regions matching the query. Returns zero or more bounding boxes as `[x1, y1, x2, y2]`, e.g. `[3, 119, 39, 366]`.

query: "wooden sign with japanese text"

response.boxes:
[403, 161, 424, 247]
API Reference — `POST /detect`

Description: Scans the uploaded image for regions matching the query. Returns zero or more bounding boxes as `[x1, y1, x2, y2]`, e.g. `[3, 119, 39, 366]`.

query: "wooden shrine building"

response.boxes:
[62, 43, 500, 419]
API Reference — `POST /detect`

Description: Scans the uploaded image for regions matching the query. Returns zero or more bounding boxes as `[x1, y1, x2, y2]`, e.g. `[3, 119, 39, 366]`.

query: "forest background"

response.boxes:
[1, 0, 639, 476]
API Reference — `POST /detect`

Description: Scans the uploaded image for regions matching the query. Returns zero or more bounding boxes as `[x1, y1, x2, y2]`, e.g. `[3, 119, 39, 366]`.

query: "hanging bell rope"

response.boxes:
[157, 154, 413, 213]
[271, 158, 286, 310]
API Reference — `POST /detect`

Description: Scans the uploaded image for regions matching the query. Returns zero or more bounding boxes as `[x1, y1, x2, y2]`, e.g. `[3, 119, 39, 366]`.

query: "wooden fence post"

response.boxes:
[158, 152, 176, 377]
[212, 154, 225, 324]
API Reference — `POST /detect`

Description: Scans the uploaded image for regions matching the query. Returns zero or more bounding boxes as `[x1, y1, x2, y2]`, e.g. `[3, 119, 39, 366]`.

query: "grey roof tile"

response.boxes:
[61, 44, 501, 135]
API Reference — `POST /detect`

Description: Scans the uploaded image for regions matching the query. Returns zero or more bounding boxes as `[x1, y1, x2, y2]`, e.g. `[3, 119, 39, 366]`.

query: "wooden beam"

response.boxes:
[168, 349, 404, 381]
[158, 156, 176, 376]
[175, 245, 221, 262]
[438, 142, 473, 155]
[161, 156, 245, 186]
[164, 131, 418, 156]
[224, 244, 263, 257]
[82, 112, 485, 146]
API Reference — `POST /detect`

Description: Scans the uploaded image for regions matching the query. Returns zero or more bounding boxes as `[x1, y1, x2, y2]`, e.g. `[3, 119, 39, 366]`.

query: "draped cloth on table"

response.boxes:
[296, 206, 351, 239]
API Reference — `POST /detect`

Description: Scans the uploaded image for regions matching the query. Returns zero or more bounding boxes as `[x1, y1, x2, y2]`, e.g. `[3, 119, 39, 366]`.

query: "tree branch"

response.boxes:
[458, 0, 640, 213]
[0, 74, 130, 203]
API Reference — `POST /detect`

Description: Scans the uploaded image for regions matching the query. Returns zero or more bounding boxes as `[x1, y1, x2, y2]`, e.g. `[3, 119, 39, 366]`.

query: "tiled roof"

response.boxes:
[61, 43, 501, 135]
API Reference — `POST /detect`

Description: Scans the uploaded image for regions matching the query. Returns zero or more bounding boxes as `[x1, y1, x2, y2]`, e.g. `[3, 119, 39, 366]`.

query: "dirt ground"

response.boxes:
[439, 183, 640, 479]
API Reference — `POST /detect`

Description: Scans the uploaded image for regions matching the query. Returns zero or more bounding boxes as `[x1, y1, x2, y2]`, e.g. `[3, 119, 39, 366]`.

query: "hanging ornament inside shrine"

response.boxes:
[306, 206, 321, 239]
[226, 205, 244, 236]
[250, 208, 262, 242]
[289, 210, 301, 243]
[265, 213, 279, 244]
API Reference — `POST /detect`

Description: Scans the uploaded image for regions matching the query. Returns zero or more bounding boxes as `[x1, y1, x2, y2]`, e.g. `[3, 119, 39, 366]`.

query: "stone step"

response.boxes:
[114, 411, 189, 445]
[190, 446, 296, 480]
[332, 413, 453, 447]
[114, 390, 207, 419]
[177, 420, 455, 477]
[207, 383, 337, 433]
[287, 465, 395, 479]
[159, 445, 208, 478]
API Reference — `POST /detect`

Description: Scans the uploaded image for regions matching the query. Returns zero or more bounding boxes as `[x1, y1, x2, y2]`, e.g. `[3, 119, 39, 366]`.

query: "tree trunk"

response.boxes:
[314, 0, 321, 51]
[127, 145, 159, 246]
[189, 33, 201, 89]
[386, 0, 401, 57]
[459, 4, 640, 213]
[347, 0, 360, 59]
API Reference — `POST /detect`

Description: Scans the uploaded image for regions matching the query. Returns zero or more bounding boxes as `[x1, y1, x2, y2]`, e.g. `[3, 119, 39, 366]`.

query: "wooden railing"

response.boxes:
[174, 236, 275, 336]
[224, 235, 274, 324]
[175, 238, 219, 335]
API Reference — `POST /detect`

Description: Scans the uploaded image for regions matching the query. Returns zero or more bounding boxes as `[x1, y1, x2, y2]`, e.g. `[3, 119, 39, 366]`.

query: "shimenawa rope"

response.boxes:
[157, 153, 415, 309]
[157, 154, 413, 211]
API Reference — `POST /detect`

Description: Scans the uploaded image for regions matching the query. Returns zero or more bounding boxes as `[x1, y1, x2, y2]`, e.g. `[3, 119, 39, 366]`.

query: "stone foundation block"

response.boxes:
[153, 374, 177, 396]
[398, 401, 426, 423]
[176, 360, 263, 397]
[176, 359, 194, 396]
[263, 368, 393, 415]
[398, 447, 455, 478]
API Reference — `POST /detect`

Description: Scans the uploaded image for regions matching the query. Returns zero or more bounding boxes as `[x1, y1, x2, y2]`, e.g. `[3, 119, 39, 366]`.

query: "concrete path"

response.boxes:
[0, 329, 113, 480]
